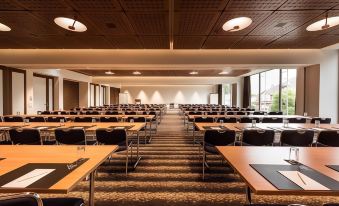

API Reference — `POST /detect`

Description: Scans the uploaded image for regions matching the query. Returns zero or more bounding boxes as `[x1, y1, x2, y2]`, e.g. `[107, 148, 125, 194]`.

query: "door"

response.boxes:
[33, 76, 47, 113]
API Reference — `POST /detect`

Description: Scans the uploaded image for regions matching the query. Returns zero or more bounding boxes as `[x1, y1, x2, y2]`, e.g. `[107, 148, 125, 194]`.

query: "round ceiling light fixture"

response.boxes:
[189, 71, 198, 75]
[133, 71, 141, 75]
[105, 71, 115, 75]
[222, 17, 252, 32]
[54, 17, 87, 32]
[306, 13, 339, 31]
[0, 22, 11, 32]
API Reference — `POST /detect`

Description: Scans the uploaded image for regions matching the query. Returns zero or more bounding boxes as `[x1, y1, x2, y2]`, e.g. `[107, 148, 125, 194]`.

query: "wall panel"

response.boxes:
[63, 79, 79, 110]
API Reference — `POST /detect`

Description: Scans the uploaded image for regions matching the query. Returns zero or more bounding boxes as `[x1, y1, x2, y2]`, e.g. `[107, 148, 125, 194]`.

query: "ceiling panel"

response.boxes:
[107, 36, 142, 49]
[66, 0, 122, 11]
[202, 36, 243, 49]
[0, 0, 24, 10]
[232, 35, 278, 49]
[174, 0, 229, 11]
[119, 0, 168, 11]
[174, 36, 207, 49]
[0, 36, 31, 48]
[126, 12, 168, 35]
[69, 35, 115, 48]
[212, 11, 272, 35]
[298, 34, 339, 48]
[139, 36, 169, 49]
[265, 35, 313, 48]
[174, 12, 220, 35]
[279, 0, 339, 10]
[249, 10, 323, 36]
[13, 0, 72, 11]
[81, 12, 135, 35]
[225, 0, 284, 11]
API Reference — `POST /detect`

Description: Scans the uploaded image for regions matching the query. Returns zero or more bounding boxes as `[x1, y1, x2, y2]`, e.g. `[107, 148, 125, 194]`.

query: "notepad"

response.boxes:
[36, 127, 48, 130]
[114, 127, 125, 129]
[0, 127, 9, 130]
[210, 127, 222, 130]
[278, 171, 329, 190]
[72, 127, 84, 129]
[2, 169, 55, 188]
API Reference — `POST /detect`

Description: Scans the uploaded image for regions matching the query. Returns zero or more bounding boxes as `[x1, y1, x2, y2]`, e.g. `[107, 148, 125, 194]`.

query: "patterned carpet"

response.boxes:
[45, 109, 339, 206]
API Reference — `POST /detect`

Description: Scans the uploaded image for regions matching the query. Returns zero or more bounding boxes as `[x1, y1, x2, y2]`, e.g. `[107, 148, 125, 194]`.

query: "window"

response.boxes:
[249, 69, 296, 114]
[224, 84, 232, 106]
[250, 74, 259, 110]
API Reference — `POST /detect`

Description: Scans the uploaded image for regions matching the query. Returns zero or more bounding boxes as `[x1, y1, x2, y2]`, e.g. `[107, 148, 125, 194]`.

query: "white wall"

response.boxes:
[121, 85, 218, 104]
[33, 76, 47, 114]
[12, 72, 25, 115]
[319, 49, 339, 123]
[79, 82, 89, 108]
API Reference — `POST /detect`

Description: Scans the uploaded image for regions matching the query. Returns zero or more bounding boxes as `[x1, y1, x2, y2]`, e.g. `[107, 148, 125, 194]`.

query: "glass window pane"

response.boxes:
[250, 74, 259, 110]
[224, 84, 232, 106]
[281, 69, 297, 115]
[260, 69, 280, 112]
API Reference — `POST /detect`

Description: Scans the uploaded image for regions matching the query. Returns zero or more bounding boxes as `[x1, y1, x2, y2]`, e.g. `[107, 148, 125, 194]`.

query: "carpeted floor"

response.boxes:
[45, 109, 339, 206]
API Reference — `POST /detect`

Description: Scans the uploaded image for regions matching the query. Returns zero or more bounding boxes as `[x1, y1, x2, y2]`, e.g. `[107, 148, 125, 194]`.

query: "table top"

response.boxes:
[5, 114, 155, 120]
[216, 146, 339, 196]
[194, 123, 337, 132]
[0, 122, 146, 132]
[0, 145, 117, 194]
[188, 114, 310, 119]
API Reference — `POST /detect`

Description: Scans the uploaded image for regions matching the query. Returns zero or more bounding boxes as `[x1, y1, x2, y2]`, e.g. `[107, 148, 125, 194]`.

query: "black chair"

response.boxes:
[96, 129, 132, 174]
[316, 130, 339, 147]
[288, 117, 307, 123]
[324, 204, 339, 206]
[194, 117, 214, 123]
[0, 193, 84, 206]
[100, 116, 119, 122]
[74, 117, 95, 122]
[55, 128, 87, 145]
[239, 117, 260, 123]
[40, 111, 51, 115]
[9, 128, 41, 145]
[86, 111, 99, 115]
[127, 116, 148, 143]
[69, 111, 78, 115]
[202, 130, 236, 179]
[311, 117, 331, 124]
[105, 111, 119, 115]
[216, 117, 237, 123]
[207, 111, 218, 115]
[47, 116, 67, 122]
[253, 111, 265, 115]
[280, 130, 314, 146]
[125, 111, 136, 115]
[262, 117, 283, 123]
[25, 116, 45, 122]
[242, 130, 275, 146]
[268, 111, 283, 115]
[4, 116, 24, 122]
[226, 111, 236, 115]
[236, 111, 246, 115]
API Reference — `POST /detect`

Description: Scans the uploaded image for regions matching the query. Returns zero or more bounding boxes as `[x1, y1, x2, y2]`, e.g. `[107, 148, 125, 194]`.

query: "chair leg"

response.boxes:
[202, 150, 205, 180]
[126, 148, 128, 176]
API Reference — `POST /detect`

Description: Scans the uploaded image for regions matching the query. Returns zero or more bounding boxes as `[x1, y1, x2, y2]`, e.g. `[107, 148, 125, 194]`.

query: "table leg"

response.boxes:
[245, 186, 252, 205]
[89, 170, 95, 206]
[133, 131, 141, 169]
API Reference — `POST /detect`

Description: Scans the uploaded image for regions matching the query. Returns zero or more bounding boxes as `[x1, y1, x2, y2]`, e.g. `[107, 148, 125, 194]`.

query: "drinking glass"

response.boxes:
[130, 119, 134, 123]
[60, 118, 65, 126]
[315, 120, 320, 128]
[283, 119, 289, 128]
[289, 147, 299, 163]
[251, 119, 256, 128]
[92, 118, 96, 123]
[24, 118, 29, 126]
[219, 119, 224, 127]
[303, 112, 308, 117]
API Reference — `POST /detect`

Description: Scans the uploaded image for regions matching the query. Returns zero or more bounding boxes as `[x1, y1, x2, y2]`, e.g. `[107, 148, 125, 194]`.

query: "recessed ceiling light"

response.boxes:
[133, 71, 141, 75]
[54, 17, 87, 32]
[306, 15, 339, 31]
[189, 71, 198, 75]
[105, 71, 115, 75]
[222, 17, 252, 32]
[0, 23, 11, 32]
[219, 71, 230, 75]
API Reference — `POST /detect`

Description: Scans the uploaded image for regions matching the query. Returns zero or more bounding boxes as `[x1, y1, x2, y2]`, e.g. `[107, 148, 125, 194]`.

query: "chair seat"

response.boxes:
[115, 140, 133, 152]
[43, 140, 57, 145]
[0, 140, 12, 145]
[42, 198, 84, 206]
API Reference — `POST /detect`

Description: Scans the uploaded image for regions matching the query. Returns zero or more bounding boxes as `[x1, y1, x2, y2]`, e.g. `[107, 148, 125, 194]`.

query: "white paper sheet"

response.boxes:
[114, 127, 125, 129]
[36, 127, 48, 130]
[210, 127, 221, 130]
[279, 171, 329, 190]
[0, 127, 9, 130]
[73, 127, 84, 129]
[2, 169, 55, 188]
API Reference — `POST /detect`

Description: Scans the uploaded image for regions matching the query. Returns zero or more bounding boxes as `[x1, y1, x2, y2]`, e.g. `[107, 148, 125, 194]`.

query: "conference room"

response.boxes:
[0, 0, 339, 206]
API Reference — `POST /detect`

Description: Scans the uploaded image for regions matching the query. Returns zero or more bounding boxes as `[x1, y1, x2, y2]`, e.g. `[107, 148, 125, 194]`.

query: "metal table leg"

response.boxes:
[133, 131, 141, 169]
[245, 186, 252, 205]
[89, 170, 95, 206]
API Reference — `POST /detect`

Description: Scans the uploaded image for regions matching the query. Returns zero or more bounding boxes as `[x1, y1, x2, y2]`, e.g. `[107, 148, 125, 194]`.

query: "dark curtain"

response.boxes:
[242, 76, 251, 108]
[218, 84, 222, 105]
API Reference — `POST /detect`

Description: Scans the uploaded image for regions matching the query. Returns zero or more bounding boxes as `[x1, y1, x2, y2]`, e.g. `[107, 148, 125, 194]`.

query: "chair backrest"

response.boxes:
[100, 116, 119, 122]
[317, 130, 339, 147]
[25, 116, 45, 122]
[9, 128, 41, 145]
[125, 111, 136, 115]
[236, 111, 246, 115]
[253, 111, 265, 115]
[188, 111, 202, 115]
[204, 130, 236, 146]
[194, 117, 214, 123]
[216, 117, 237, 123]
[55, 128, 86, 145]
[226, 111, 236, 115]
[40, 111, 51, 115]
[268, 111, 283, 115]
[105, 111, 119, 115]
[207, 112, 218, 115]
[47, 116, 67, 122]
[262, 117, 283, 123]
[69, 111, 78, 115]
[74, 117, 95, 122]
[4, 116, 24, 122]
[311, 117, 331, 124]
[239, 117, 260, 123]
[86, 111, 99, 115]
[288, 117, 307, 123]
[0, 193, 43, 206]
[280, 130, 314, 146]
[242, 130, 275, 146]
[96, 129, 127, 145]
[127, 116, 146, 122]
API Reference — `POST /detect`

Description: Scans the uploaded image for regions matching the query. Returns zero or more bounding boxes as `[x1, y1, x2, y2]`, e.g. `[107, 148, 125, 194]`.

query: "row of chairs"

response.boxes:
[39, 111, 157, 115]
[3, 116, 152, 123]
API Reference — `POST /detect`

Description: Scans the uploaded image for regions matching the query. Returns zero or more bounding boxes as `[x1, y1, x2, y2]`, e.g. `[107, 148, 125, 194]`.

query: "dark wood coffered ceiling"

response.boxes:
[0, 0, 339, 49]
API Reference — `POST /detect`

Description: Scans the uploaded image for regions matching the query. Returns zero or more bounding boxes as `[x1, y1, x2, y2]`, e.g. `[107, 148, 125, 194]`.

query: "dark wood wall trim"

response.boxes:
[63, 79, 80, 110]
[110, 87, 120, 104]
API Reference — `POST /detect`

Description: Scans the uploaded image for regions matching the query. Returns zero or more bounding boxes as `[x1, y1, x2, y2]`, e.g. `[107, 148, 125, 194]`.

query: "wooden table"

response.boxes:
[215, 146, 339, 203]
[0, 122, 145, 169]
[187, 114, 310, 120]
[0, 145, 118, 206]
